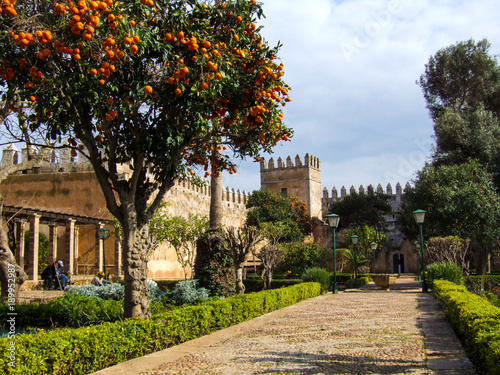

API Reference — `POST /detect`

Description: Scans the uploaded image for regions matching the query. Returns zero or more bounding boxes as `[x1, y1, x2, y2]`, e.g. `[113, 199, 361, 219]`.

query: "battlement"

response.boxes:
[1, 144, 93, 174]
[1, 144, 250, 205]
[260, 153, 320, 171]
[322, 182, 411, 200]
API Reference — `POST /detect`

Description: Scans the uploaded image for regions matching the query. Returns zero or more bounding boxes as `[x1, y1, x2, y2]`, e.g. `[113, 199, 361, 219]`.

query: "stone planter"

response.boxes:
[372, 274, 398, 290]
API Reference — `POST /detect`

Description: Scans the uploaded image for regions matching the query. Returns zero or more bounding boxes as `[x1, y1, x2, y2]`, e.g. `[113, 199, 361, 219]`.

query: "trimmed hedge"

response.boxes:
[243, 278, 303, 293]
[465, 275, 500, 295]
[0, 294, 124, 329]
[433, 280, 500, 375]
[0, 282, 321, 375]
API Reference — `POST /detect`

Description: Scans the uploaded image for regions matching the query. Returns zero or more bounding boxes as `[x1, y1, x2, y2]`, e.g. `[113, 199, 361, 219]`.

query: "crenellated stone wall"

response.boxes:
[260, 153, 322, 218]
[1, 145, 250, 279]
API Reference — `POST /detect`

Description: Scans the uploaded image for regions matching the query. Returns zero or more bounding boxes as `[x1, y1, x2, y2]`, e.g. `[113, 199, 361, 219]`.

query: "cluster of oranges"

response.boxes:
[0, 0, 16, 16]
[0, 65, 14, 81]
[9, 30, 52, 48]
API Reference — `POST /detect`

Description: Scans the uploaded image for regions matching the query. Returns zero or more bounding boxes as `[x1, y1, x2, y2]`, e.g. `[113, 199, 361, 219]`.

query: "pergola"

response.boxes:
[2, 205, 117, 281]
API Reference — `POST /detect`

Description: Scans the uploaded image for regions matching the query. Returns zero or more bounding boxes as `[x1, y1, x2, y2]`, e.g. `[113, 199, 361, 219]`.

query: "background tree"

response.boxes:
[419, 38, 500, 185]
[419, 38, 500, 120]
[246, 190, 312, 243]
[327, 191, 391, 233]
[0, 148, 52, 300]
[0, 0, 291, 318]
[341, 248, 367, 279]
[345, 225, 386, 273]
[399, 161, 500, 272]
[150, 206, 208, 280]
[257, 245, 282, 290]
[277, 242, 327, 278]
[425, 236, 472, 275]
[223, 225, 262, 294]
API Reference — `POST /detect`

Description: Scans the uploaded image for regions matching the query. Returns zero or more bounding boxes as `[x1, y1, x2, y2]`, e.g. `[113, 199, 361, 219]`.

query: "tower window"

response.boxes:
[281, 188, 287, 197]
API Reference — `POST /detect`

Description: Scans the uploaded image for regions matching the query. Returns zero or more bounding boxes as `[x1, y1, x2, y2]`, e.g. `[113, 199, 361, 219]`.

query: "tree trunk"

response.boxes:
[121, 212, 151, 319]
[209, 147, 223, 231]
[0, 224, 27, 302]
[262, 267, 272, 290]
[235, 264, 245, 294]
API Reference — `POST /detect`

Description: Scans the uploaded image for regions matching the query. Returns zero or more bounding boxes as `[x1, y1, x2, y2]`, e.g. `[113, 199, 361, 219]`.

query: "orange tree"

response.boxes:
[0, 0, 291, 318]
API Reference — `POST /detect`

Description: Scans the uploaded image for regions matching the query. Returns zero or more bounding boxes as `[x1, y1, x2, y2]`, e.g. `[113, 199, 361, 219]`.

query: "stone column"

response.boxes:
[65, 218, 75, 276]
[74, 226, 80, 275]
[115, 235, 122, 278]
[28, 214, 40, 281]
[15, 219, 26, 269]
[48, 222, 58, 263]
[96, 223, 105, 273]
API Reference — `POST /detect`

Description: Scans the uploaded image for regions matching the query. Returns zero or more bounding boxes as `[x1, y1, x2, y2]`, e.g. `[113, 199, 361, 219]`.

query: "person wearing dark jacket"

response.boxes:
[41, 260, 69, 290]
[41, 261, 57, 290]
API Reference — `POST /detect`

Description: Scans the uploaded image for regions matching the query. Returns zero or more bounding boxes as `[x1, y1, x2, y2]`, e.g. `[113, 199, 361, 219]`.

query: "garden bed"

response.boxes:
[0, 282, 321, 375]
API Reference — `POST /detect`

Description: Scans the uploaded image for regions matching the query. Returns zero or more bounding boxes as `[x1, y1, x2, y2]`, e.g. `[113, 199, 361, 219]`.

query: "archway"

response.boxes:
[393, 253, 405, 273]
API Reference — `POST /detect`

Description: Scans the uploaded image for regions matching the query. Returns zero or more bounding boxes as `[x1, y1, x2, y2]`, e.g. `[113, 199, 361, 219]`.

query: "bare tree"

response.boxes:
[425, 236, 472, 274]
[223, 226, 263, 294]
[258, 245, 283, 290]
[0, 148, 52, 301]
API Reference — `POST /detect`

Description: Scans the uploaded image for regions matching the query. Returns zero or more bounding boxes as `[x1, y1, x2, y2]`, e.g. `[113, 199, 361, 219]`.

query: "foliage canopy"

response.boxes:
[0, 0, 292, 318]
[246, 190, 312, 243]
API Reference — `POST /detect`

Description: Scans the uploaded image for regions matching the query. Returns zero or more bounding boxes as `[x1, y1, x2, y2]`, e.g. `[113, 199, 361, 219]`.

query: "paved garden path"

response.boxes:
[92, 276, 477, 375]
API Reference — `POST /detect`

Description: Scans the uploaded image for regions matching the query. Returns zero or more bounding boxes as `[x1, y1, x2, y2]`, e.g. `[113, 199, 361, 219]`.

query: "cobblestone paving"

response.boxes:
[148, 291, 431, 375]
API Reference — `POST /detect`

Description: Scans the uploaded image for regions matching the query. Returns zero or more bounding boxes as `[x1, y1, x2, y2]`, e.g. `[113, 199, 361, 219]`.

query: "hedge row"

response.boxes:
[464, 275, 500, 295]
[0, 282, 321, 375]
[432, 280, 500, 375]
[243, 278, 303, 293]
[0, 294, 124, 329]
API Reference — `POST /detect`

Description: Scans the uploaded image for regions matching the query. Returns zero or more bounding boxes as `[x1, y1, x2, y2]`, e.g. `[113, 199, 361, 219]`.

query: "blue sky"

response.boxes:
[223, 0, 500, 196]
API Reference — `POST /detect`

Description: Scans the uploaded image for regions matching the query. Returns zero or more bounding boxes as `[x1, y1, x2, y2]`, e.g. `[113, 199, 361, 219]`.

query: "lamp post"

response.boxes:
[351, 235, 359, 281]
[325, 213, 340, 294]
[370, 242, 377, 273]
[413, 209, 427, 292]
[97, 227, 109, 280]
[416, 235, 422, 281]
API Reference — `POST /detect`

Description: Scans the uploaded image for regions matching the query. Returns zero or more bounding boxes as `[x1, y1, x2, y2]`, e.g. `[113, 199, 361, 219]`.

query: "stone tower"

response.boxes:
[260, 153, 322, 218]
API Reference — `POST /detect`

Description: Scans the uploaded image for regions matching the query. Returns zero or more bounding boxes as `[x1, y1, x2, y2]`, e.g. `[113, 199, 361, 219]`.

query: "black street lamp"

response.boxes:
[351, 235, 359, 281]
[325, 213, 340, 294]
[370, 242, 377, 273]
[416, 235, 422, 281]
[97, 227, 109, 280]
[413, 209, 427, 292]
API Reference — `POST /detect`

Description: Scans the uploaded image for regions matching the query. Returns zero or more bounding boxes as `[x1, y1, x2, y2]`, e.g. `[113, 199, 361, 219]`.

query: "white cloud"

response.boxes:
[223, 0, 500, 195]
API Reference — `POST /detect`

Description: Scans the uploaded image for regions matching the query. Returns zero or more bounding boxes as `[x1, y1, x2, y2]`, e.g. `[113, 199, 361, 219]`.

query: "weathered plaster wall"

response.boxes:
[1, 171, 249, 279]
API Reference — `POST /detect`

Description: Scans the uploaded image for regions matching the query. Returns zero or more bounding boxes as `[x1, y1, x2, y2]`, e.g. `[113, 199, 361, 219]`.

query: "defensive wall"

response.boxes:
[0, 145, 428, 278]
[1, 144, 249, 280]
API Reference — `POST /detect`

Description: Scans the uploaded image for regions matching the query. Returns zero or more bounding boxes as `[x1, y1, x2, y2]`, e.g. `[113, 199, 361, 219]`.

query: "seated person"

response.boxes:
[41, 260, 70, 290]
[41, 261, 56, 290]
[91, 271, 111, 286]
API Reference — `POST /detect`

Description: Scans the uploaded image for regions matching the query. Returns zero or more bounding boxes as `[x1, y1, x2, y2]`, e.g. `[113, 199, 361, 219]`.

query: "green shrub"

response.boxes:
[0, 294, 123, 329]
[243, 278, 303, 293]
[167, 279, 210, 305]
[433, 280, 500, 374]
[464, 275, 500, 295]
[0, 283, 321, 375]
[278, 242, 327, 277]
[427, 262, 463, 287]
[344, 277, 370, 289]
[65, 283, 167, 303]
[301, 267, 330, 294]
